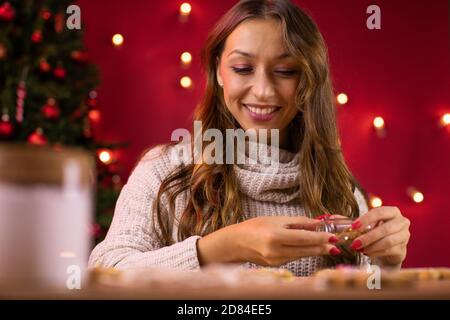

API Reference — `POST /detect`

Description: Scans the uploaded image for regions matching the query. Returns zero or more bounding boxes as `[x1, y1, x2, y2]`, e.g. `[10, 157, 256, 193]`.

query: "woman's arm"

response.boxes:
[197, 215, 341, 267]
[88, 147, 202, 270]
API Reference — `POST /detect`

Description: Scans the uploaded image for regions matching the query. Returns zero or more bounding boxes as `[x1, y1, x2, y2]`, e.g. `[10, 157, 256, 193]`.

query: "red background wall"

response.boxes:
[77, 0, 450, 268]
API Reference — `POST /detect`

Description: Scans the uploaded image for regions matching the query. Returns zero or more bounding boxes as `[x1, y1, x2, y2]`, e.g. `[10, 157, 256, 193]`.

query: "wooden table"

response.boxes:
[2, 278, 450, 300]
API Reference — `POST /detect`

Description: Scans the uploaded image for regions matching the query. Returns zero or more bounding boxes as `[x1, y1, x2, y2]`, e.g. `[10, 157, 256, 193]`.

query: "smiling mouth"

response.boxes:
[243, 104, 281, 115]
[242, 103, 282, 121]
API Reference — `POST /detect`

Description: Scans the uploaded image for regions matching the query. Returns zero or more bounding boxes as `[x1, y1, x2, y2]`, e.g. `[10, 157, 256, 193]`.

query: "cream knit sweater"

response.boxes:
[89, 142, 369, 276]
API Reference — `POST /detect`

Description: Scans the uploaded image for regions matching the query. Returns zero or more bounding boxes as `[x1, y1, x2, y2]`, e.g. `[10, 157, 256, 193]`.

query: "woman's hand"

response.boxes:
[197, 216, 342, 267]
[349, 206, 410, 268]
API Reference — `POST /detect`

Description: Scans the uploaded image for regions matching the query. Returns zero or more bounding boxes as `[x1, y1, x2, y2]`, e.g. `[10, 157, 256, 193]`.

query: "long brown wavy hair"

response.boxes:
[150, 0, 368, 255]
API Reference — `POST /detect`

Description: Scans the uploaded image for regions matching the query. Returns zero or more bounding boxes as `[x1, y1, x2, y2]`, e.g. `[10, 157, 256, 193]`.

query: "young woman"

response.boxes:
[89, 0, 410, 276]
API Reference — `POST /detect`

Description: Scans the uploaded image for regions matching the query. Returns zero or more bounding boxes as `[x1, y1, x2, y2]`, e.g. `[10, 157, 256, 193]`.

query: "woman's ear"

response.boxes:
[216, 57, 223, 87]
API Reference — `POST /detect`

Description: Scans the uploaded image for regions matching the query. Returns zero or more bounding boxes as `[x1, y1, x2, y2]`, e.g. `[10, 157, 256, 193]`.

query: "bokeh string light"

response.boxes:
[181, 51, 192, 65]
[440, 113, 450, 127]
[180, 3, 192, 16]
[180, 76, 192, 89]
[112, 33, 124, 47]
[407, 187, 424, 203]
[370, 195, 383, 208]
[98, 149, 113, 165]
[373, 116, 386, 138]
[336, 93, 348, 105]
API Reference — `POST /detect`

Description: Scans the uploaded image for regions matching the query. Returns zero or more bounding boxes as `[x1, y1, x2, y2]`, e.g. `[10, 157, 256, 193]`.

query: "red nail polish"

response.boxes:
[328, 236, 339, 244]
[351, 220, 362, 230]
[315, 213, 332, 220]
[350, 239, 363, 250]
[330, 247, 341, 256]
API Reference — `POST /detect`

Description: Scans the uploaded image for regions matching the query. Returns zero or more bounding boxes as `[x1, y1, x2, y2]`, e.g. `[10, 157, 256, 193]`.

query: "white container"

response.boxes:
[0, 143, 95, 290]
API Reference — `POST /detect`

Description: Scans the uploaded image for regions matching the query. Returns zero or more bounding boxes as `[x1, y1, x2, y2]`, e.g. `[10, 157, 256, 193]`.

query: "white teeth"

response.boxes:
[245, 105, 277, 115]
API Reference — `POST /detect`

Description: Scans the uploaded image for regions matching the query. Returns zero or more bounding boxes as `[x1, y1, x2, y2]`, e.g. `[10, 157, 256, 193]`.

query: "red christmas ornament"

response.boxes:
[0, 2, 15, 22]
[31, 30, 43, 43]
[39, 58, 51, 72]
[88, 109, 101, 124]
[71, 50, 89, 63]
[41, 100, 60, 120]
[53, 66, 66, 79]
[40, 8, 52, 21]
[28, 129, 48, 145]
[0, 119, 13, 138]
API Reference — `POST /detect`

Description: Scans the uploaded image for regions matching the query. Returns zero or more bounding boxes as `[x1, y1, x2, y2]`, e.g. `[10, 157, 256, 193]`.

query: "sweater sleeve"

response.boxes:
[88, 146, 202, 270]
[354, 187, 369, 216]
[354, 187, 372, 266]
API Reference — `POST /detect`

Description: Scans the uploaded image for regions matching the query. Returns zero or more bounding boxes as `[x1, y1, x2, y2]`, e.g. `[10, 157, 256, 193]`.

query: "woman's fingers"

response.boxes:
[361, 231, 410, 255]
[278, 244, 341, 260]
[282, 216, 321, 231]
[354, 206, 401, 230]
[278, 228, 338, 247]
[350, 217, 407, 249]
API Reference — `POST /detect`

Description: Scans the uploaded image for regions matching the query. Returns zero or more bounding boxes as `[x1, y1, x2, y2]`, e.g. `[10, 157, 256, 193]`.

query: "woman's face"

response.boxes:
[217, 18, 301, 148]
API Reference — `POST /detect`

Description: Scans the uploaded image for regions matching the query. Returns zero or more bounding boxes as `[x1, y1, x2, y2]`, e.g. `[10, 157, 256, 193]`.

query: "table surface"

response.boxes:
[2, 279, 450, 300]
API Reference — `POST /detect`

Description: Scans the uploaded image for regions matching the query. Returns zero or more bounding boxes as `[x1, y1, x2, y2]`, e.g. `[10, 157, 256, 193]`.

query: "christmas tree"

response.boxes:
[0, 0, 125, 243]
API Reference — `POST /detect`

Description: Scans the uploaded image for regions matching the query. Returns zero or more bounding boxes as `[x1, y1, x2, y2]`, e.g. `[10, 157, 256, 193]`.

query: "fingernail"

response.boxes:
[328, 236, 339, 244]
[350, 239, 363, 250]
[330, 247, 342, 256]
[315, 213, 331, 220]
[351, 220, 362, 230]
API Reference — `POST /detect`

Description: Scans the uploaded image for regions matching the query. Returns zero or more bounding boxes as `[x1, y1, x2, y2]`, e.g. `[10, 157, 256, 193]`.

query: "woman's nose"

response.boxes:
[251, 71, 275, 100]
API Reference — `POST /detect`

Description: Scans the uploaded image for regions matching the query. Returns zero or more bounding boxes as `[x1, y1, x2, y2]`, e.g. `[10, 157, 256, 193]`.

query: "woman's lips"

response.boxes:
[243, 104, 281, 121]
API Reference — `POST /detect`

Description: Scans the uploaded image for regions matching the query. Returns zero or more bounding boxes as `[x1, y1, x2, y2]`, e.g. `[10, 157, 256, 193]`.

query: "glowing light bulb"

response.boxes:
[336, 93, 348, 105]
[373, 116, 385, 129]
[370, 196, 383, 208]
[112, 33, 124, 46]
[407, 187, 424, 203]
[181, 52, 192, 64]
[441, 113, 450, 126]
[98, 149, 112, 164]
[180, 3, 192, 16]
[180, 76, 192, 88]
[413, 192, 424, 203]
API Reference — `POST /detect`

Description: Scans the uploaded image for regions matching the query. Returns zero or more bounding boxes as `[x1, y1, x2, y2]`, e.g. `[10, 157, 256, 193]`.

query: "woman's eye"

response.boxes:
[231, 67, 297, 77]
[231, 67, 252, 74]
[276, 70, 298, 76]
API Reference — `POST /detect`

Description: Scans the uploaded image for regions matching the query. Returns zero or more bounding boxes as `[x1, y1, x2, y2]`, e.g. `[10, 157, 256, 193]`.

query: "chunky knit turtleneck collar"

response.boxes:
[233, 140, 300, 203]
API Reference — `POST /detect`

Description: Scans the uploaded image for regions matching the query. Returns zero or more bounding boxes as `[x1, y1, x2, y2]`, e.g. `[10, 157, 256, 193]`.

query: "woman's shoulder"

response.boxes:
[130, 142, 190, 183]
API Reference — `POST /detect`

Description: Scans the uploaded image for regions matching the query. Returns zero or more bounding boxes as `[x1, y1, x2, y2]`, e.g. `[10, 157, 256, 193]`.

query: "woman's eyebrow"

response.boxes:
[227, 49, 291, 59]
